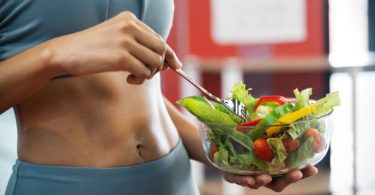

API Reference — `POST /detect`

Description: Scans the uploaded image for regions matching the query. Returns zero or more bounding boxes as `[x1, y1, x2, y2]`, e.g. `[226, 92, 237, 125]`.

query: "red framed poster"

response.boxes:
[163, 0, 328, 104]
[187, 0, 325, 58]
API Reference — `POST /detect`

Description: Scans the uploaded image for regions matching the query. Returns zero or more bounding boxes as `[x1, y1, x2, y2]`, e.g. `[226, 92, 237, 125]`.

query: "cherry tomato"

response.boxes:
[282, 136, 300, 153]
[303, 128, 325, 153]
[253, 138, 274, 161]
[209, 144, 219, 160]
[314, 134, 325, 153]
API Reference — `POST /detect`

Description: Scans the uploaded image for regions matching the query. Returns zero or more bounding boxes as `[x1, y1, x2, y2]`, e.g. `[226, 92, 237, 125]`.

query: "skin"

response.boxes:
[0, 11, 317, 191]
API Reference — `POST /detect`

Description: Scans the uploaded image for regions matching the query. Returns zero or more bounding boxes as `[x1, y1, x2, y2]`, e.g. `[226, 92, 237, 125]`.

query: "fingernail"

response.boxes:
[177, 59, 183, 68]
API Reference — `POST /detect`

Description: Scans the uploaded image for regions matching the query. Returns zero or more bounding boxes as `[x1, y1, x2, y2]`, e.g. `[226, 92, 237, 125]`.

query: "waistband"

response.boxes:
[6, 140, 200, 195]
[15, 139, 183, 180]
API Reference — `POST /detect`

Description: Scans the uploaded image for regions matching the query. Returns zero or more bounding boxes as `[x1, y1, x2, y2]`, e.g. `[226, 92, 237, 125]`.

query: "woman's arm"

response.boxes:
[0, 11, 181, 114]
[0, 42, 63, 113]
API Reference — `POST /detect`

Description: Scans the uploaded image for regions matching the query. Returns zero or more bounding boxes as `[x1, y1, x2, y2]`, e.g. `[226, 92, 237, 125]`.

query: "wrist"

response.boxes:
[40, 39, 68, 76]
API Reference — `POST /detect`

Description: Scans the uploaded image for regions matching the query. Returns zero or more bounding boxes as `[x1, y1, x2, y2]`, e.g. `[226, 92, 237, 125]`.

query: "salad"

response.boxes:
[179, 82, 340, 175]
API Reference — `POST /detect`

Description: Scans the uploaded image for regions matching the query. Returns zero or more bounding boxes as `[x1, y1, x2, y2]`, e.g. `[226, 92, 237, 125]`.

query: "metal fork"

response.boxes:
[172, 68, 248, 121]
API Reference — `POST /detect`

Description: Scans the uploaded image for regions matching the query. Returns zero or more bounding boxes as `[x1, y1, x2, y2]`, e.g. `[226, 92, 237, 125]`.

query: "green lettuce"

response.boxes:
[267, 138, 287, 168]
[231, 82, 256, 112]
[178, 96, 244, 124]
[214, 147, 230, 167]
[230, 130, 253, 151]
[212, 102, 246, 124]
[294, 88, 312, 111]
[252, 156, 270, 172]
[287, 122, 307, 139]
[179, 96, 215, 108]
[238, 153, 269, 172]
[313, 91, 341, 118]
[238, 153, 254, 164]
[286, 137, 314, 168]
[178, 97, 236, 126]
[249, 105, 272, 120]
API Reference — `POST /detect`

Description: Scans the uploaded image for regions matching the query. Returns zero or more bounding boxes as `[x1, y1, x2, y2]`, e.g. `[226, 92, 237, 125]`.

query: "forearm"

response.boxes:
[163, 97, 211, 165]
[0, 41, 63, 113]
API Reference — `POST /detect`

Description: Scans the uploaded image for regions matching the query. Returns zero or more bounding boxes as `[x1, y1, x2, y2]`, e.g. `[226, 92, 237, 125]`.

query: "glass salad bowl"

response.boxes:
[179, 82, 340, 176]
[199, 110, 333, 176]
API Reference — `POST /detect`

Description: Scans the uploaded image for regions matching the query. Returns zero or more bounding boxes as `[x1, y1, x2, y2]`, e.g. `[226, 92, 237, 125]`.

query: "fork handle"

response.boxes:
[172, 68, 222, 103]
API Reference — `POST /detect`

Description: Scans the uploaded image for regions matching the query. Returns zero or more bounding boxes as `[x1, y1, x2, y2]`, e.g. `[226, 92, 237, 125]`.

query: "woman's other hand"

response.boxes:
[49, 11, 181, 84]
[223, 165, 318, 192]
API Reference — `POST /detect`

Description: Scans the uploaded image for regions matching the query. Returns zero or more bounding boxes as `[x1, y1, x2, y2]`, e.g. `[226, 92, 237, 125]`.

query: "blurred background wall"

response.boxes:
[1, 0, 375, 194]
[160, 0, 375, 194]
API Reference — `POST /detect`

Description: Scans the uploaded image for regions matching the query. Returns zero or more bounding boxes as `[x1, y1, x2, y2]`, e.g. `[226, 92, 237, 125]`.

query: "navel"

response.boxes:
[136, 144, 144, 158]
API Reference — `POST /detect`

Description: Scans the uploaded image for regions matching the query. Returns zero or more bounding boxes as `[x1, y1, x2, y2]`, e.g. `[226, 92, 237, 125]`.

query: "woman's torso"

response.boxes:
[0, 0, 179, 167]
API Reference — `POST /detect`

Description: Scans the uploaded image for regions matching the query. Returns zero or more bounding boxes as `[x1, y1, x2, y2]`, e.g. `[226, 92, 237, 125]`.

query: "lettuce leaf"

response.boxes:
[293, 88, 312, 111]
[238, 153, 269, 172]
[179, 96, 244, 124]
[230, 130, 253, 151]
[252, 156, 270, 172]
[214, 147, 230, 167]
[267, 138, 287, 168]
[249, 105, 273, 120]
[312, 91, 341, 118]
[286, 137, 314, 168]
[238, 153, 254, 164]
[287, 122, 307, 139]
[178, 97, 236, 126]
[212, 102, 246, 124]
[179, 96, 215, 108]
[231, 82, 256, 112]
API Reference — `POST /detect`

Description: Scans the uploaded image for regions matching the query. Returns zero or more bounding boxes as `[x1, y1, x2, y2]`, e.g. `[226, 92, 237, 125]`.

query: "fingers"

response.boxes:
[265, 170, 302, 192]
[164, 44, 182, 70]
[127, 40, 180, 78]
[132, 20, 167, 58]
[223, 173, 257, 187]
[122, 38, 164, 78]
[223, 173, 272, 189]
[223, 166, 318, 192]
[265, 166, 318, 192]
[255, 174, 273, 186]
[121, 53, 151, 85]
[116, 12, 164, 55]
[130, 17, 182, 70]
[113, 11, 181, 81]
[301, 165, 318, 179]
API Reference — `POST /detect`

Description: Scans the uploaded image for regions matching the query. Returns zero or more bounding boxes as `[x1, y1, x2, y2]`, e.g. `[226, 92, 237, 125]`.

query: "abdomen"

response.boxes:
[16, 72, 179, 167]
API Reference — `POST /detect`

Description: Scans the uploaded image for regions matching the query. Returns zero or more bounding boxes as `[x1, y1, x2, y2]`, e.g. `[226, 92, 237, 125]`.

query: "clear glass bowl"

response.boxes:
[200, 110, 333, 176]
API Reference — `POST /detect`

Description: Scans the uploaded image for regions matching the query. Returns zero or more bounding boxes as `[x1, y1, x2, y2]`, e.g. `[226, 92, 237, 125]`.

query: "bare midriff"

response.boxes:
[14, 72, 180, 168]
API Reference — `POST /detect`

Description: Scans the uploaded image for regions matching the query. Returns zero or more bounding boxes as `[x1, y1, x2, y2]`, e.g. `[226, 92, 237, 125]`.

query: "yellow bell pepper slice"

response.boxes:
[278, 105, 317, 124]
[265, 105, 317, 137]
[265, 125, 282, 137]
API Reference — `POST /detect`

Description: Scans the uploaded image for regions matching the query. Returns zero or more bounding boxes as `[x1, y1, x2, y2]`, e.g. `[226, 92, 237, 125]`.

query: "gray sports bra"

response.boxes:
[0, 0, 174, 61]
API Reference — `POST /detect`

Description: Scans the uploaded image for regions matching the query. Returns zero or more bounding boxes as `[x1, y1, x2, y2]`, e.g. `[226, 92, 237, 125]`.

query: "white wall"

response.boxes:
[0, 109, 18, 194]
[330, 71, 375, 195]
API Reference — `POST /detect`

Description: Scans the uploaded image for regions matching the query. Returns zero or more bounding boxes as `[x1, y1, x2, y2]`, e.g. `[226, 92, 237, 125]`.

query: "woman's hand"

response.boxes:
[223, 165, 318, 192]
[49, 11, 181, 84]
